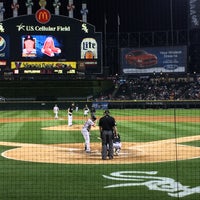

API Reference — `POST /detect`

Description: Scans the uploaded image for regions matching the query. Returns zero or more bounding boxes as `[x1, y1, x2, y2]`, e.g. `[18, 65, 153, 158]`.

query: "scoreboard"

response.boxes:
[0, 10, 102, 76]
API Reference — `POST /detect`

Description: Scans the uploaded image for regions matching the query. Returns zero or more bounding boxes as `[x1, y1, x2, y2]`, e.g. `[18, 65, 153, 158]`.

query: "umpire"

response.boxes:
[99, 109, 117, 160]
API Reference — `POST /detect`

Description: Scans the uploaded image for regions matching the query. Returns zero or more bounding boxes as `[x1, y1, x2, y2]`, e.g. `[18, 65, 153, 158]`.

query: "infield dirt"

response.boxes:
[0, 116, 200, 164]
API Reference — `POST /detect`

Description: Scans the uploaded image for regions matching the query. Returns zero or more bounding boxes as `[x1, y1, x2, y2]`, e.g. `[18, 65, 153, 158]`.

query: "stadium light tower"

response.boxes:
[170, 0, 174, 46]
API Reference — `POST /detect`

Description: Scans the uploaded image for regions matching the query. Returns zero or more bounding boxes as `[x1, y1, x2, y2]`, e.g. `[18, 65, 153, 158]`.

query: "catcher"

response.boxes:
[107, 132, 122, 156]
[113, 133, 122, 155]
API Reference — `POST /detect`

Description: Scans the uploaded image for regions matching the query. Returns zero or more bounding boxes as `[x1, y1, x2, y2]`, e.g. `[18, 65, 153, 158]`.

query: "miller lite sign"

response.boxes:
[81, 38, 97, 59]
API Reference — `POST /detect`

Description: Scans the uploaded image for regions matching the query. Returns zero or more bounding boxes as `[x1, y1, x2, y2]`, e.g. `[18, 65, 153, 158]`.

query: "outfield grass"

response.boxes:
[0, 108, 199, 200]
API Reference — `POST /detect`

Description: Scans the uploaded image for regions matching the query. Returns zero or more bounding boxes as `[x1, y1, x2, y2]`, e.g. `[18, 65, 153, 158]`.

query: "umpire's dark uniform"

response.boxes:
[99, 110, 117, 160]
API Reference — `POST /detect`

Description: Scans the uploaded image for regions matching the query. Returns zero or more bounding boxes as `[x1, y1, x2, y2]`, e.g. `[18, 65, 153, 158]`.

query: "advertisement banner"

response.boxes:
[0, 35, 9, 59]
[121, 46, 187, 74]
[92, 102, 108, 110]
[11, 61, 76, 74]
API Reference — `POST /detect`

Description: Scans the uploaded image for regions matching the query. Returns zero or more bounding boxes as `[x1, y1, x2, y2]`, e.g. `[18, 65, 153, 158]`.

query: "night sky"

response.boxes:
[1, 0, 188, 33]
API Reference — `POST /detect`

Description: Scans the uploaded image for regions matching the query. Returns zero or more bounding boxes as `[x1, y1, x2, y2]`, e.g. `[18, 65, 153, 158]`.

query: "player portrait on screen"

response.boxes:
[22, 35, 36, 57]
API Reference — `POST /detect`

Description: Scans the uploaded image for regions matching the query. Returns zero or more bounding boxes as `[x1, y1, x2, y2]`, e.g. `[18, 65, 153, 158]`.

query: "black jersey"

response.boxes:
[99, 114, 116, 131]
[113, 134, 121, 143]
[68, 106, 74, 115]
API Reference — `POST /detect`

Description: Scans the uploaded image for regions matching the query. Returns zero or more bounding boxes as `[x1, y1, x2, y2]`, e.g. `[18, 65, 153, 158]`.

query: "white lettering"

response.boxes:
[82, 41, 96, 50]
[16, 23, 71, 32]
[35, 26, 56, 31]
[56, 26, 70, 31]
[24, 70, 40, 74]
[103, 171, 200, 198]
[82, 24, 88, 33]
[26, 26, 34, 31]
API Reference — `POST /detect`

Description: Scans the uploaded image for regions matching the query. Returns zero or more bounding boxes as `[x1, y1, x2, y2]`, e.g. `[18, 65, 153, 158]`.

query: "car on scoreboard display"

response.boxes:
[125, 49, 158, 68]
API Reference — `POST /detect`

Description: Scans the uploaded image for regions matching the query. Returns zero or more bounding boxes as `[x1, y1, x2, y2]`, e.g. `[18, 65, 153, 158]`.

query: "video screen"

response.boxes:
[121, 46, 187, 74]
[21, 35, 64, 59]
[0, 14, 103, 75]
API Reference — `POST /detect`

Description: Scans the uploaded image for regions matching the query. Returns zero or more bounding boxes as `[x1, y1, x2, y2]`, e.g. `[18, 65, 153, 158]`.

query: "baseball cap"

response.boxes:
[24, 35, 34, 41]
[104, 109, 110, 114]
[92, 116, 97, 121]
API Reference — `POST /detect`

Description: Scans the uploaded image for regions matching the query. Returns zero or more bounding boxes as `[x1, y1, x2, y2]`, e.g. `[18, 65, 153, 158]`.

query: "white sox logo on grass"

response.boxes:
[103, 171, 200, 198]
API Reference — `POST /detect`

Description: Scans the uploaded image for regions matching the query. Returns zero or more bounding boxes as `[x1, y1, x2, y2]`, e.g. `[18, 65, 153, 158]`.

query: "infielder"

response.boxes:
[81, 116, 97, 153]
[67, 103, 74, 126]
[75, 104, 79, 112]
[53, 104, 59, 119]
[83, 104, 90, 117]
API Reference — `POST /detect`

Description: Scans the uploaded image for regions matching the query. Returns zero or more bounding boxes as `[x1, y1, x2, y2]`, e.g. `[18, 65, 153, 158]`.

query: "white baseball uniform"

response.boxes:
[81, 118, 95, 152]
[53, 105, 59, 119]
[113, 134, 122, 155]
[83, 106, 90, 117]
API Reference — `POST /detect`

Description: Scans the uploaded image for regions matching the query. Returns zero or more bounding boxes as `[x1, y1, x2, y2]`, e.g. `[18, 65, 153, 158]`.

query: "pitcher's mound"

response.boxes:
[41, 124, 99, 131]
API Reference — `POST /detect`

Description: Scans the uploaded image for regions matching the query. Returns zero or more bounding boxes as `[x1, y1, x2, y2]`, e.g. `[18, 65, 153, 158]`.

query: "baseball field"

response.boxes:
[0, 106, 199, 200]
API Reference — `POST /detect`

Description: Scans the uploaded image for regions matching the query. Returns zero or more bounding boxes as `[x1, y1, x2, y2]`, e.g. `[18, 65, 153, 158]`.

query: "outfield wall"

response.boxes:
[0, 100, 199, 110]
[108, 100, 200, 109]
